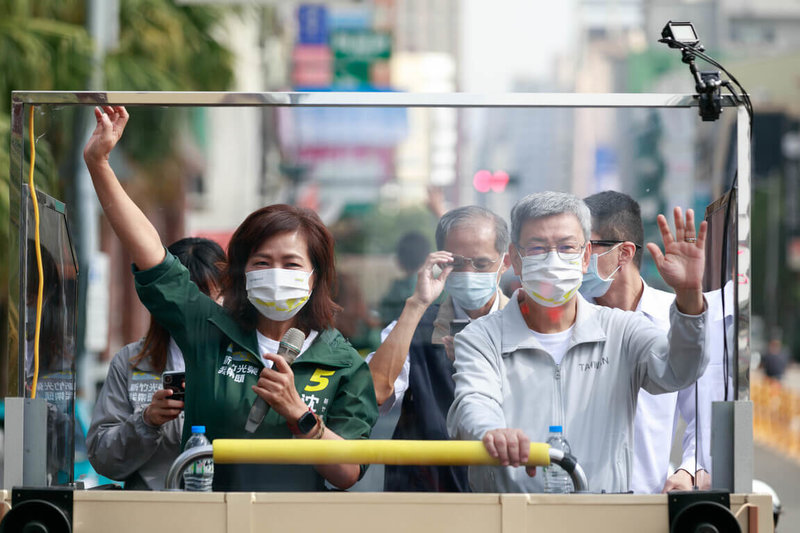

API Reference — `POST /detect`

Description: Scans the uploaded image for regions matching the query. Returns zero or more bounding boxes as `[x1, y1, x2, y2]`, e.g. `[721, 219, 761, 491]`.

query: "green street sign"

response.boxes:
[331, 30, 391, 86]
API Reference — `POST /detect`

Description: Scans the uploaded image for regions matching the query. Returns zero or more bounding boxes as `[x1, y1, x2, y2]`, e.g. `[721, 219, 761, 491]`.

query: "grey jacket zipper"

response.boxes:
[553, 362, 565, 430]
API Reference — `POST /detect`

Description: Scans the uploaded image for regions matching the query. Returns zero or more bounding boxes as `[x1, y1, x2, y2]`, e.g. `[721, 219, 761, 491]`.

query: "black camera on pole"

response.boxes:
[659, 21, 722, 121]
[658, 21, 751, 124]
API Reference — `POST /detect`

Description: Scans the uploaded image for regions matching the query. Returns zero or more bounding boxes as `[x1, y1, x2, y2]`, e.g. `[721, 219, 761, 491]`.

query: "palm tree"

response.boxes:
[1, 1, 93, 395]
[1, 0, 236, 395]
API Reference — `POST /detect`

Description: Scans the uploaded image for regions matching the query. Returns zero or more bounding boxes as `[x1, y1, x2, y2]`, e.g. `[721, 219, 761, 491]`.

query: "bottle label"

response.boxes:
[187, 458, 215, 475]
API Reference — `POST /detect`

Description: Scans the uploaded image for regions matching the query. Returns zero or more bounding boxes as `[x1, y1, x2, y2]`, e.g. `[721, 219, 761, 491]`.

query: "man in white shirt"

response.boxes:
[582, 190, 714, 493]
[368, 205, 510, 491]
[447, 191, 709, 493]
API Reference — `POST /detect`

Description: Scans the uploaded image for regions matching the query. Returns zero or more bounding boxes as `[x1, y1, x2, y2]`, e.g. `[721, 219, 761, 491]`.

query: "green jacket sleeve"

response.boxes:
[325, 359, 379, 441]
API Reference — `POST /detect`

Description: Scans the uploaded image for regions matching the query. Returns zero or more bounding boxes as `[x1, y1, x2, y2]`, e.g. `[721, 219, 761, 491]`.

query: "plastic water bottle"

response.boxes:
[544, 425, 574, 494]
[183, 425, 214, 492]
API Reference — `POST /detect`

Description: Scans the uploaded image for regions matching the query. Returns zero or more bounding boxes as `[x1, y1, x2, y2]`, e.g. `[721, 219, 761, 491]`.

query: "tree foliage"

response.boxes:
[0, 0, 236, 371]
[0, 0, 236, 238]
[104, 0, 235, 163]
[0, 1, 93, 115]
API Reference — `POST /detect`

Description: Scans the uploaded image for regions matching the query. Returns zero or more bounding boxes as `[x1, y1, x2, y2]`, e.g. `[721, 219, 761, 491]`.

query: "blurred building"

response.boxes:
[386, 0, 460, 206]
[647, 0, 800, 56]
[588, 0, 800, 343]
[394, 0, 459, 54]
[183, 0, 462, 238]
[565, 0, 800, 205]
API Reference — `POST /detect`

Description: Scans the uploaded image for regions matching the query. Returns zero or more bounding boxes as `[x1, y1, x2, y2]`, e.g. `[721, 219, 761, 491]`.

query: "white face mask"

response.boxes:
[445, 270, 500, 311]
[246, 268, 313, 321]
[518, 250, 583, 308]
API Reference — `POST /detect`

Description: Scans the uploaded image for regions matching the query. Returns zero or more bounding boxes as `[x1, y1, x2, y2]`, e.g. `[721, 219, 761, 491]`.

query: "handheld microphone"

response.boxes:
[244, 327, 306, 433]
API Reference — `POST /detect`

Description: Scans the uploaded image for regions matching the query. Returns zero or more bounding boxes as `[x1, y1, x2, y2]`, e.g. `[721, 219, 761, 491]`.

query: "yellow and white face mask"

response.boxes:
[245, 268, 313, 321]
[519, 251, 583, 308]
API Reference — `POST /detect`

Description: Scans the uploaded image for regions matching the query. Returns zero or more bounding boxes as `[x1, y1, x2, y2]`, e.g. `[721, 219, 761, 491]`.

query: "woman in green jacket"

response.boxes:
[84, 106, 378, 491]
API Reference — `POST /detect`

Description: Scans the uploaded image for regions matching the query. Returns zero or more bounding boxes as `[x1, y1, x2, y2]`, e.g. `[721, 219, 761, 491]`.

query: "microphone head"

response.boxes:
[279, 327, 306, 359]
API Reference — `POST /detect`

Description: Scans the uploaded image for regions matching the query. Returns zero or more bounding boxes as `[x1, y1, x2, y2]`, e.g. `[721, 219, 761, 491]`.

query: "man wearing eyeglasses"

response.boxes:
[582, 190, 712, 493]
[447, 191, 708, 493]
[368, 205, 511, 492]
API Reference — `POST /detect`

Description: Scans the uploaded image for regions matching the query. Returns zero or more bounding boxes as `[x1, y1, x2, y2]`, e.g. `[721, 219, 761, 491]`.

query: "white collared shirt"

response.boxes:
[631, 282, 681, 494]
[632, 280, 727, 493]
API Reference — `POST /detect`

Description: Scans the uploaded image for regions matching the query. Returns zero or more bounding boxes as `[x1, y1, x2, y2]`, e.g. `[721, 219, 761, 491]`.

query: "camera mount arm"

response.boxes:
[659, 21, 752, 123]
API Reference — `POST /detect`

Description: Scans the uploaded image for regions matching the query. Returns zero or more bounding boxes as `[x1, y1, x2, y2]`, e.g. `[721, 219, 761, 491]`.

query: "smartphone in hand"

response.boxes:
[450, 319, 469, 336]
[161, 370, 186, 401]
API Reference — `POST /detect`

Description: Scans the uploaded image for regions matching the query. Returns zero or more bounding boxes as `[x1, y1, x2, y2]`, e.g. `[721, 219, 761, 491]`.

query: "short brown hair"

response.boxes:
[222, 204, 341, 332]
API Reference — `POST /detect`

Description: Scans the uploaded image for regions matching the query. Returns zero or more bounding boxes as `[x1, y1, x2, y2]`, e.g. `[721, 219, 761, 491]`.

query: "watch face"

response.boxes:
[297, 411, 317, 434]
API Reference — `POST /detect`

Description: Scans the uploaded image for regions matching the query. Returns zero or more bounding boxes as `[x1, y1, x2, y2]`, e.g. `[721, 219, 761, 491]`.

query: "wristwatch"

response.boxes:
[289, 408, 319, 436]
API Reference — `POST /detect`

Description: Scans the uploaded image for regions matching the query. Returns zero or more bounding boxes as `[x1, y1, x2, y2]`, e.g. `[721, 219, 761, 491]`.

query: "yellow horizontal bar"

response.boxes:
[213, 439, 551, 467]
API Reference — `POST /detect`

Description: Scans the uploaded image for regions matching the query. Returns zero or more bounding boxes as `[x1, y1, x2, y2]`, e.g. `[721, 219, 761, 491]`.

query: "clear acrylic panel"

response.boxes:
[21, 189, 78, 485]
[7, 93, 746, 492]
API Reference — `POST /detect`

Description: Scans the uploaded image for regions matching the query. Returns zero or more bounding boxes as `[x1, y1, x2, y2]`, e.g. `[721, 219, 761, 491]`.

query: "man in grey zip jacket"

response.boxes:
[446, 191, 709, 493]
[87, 340, 183, 489]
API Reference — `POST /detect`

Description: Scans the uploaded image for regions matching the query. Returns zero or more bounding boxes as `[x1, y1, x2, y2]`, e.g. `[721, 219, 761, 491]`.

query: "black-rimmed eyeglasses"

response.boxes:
[590, 240, 642, 250]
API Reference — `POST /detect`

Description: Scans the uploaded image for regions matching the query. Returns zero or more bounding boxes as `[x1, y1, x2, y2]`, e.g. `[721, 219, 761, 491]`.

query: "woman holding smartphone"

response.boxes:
[87, 237, 225, 489]
[84, 106, 378, 491]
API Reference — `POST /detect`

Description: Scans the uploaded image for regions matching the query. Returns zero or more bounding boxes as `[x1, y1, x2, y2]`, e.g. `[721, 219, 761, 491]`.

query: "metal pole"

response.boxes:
[736, 103, 752, 401]
[76, 0, 120, 406]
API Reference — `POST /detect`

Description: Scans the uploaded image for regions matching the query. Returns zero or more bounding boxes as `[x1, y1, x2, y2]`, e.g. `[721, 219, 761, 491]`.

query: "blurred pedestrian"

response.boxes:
[762, 337, 790, 380]
[334, 272, 382, 354]
[378, 231, 432, 326]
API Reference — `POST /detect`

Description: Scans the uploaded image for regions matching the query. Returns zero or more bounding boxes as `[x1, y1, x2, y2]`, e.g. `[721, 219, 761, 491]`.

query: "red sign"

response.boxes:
[292, 45, 332, 88]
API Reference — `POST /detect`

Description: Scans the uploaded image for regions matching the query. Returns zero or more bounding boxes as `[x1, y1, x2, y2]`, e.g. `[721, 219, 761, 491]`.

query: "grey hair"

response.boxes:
[435, 205, 510, 255]
[510, 191, 591, 244]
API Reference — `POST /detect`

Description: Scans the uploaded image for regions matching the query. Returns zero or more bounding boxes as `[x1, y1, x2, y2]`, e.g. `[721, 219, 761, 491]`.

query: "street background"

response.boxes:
[2, 2, 800, 526]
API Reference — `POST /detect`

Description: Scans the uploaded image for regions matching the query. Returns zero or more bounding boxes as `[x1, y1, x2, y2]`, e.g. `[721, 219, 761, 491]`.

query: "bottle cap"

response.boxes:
[548, 425, 563, 433]
[191, 425, 206, 433]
